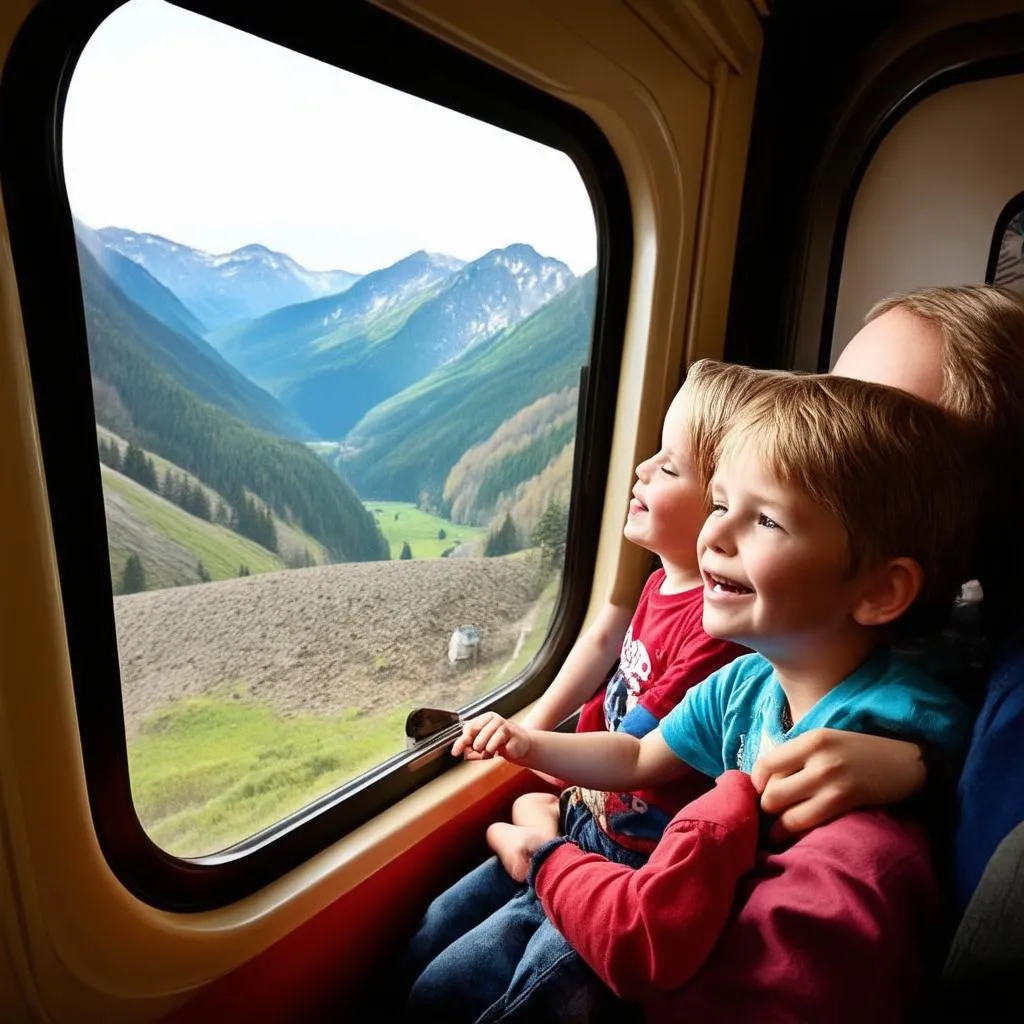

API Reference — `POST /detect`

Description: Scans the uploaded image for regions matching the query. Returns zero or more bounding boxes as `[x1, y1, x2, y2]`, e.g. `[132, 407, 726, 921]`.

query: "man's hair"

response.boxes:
[866, 285, 1024, 447]
[719, 373, 979, 634]
[866, 285, 1024, 632]
[681, 359, 789, 495]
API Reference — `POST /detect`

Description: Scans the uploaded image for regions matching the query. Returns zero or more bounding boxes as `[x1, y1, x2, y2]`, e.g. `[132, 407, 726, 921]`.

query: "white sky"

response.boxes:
[62, 0, 597, 275]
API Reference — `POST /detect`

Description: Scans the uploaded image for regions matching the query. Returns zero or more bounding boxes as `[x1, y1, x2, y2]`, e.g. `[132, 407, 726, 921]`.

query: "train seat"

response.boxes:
[952, 639, 1024, 909]
[937, 638, 1024, 1017]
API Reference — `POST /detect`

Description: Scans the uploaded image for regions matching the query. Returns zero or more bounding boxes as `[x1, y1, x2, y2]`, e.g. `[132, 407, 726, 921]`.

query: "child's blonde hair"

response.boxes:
[681, 359, 788, 496]
[719, 372, 979, 634]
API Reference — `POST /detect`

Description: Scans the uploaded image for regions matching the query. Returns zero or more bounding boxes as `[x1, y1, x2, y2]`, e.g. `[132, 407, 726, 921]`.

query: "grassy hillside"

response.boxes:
[99, 426, 328, 568]
[340, 270, 596, 504]
[443, 389, 579, 526]
[103, 466, 286, 589]
[365, 501, 486, 559]
[79, 242, 390, 563]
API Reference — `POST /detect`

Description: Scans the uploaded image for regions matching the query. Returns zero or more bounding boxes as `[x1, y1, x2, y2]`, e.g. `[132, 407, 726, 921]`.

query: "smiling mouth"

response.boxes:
[705, 572, 753, 596]
[629, 494, 648, 513]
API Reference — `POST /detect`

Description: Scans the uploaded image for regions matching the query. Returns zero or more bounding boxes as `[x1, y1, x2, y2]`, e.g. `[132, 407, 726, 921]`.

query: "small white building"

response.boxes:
[448, 625, 480, 665]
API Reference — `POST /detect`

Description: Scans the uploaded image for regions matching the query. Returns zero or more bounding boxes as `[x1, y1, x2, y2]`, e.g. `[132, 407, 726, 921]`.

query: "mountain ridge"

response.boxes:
[97, 225, 362, 331]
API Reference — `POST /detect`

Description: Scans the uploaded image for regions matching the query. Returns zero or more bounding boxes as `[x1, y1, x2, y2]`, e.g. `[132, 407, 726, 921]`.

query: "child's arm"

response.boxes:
[520, 600, 633, 731]
[751, 729, 926, 835]
[453, 711, 686, 790]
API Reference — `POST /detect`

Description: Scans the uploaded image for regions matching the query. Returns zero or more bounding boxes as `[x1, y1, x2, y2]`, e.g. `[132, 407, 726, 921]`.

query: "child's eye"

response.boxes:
[660, 466, 678, 477]
[758, 513, 780, 529]
[710, 502, 727, 515]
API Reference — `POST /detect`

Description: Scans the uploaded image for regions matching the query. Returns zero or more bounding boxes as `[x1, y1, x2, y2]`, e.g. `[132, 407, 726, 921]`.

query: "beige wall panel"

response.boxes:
[832, 74, 1024, 363]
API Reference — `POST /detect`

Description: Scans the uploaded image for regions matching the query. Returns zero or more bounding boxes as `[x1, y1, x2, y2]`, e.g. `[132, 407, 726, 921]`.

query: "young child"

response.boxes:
[454, 371, 975, 875]
[484, 360, 779, 881]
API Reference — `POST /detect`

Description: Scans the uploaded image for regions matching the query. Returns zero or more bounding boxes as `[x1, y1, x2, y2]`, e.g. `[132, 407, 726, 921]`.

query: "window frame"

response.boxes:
[0, 0, 632, 910]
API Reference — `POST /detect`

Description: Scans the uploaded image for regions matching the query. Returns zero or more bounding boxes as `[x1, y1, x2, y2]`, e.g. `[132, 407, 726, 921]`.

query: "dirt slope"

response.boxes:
[113, 555, 542, 736]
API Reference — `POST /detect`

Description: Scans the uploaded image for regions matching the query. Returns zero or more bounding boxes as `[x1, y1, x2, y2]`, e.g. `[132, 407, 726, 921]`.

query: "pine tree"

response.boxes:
[531, 498, 569, 575]
[400, 541, 413, 560]
[438, 528, 447, 540]
[120, 553, 146, 594]
[238, 564, 251, 577]
[142, 455, 158, 491]
[194, 485, 211, 521]
[484, 513, 519, 557]
[196, 559, 212, 583]
[122, 442, 145, 484]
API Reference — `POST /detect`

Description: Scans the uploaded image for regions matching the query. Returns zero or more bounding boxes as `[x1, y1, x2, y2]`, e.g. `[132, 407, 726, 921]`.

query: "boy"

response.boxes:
[402, 360, 779, 1020]
[456, 372, 972, 794]
[484, 360, 775, 882]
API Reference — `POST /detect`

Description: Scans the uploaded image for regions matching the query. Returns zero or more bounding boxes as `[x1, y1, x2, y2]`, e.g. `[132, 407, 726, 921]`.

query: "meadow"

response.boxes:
[365, 500, 486, 559]
[129, 694, 412, 857]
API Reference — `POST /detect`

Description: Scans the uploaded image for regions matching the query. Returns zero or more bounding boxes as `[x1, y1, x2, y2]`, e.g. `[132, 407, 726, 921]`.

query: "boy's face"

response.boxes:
[697, 441, 871, 656]
[624, 389, 706, 576]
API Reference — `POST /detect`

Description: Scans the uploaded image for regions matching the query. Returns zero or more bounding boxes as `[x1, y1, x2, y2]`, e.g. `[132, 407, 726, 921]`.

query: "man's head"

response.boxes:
[699, 373, 978, 649]
[835, 285, 1024, 446]
[834, 284, 1024, 630]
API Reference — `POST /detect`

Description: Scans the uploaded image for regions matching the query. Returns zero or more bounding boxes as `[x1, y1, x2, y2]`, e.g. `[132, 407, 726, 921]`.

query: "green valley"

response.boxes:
[365, 501, 486, 559]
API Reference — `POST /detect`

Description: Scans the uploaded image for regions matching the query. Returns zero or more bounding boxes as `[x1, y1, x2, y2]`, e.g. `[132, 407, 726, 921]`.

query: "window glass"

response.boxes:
[991, 205, 1024, 295]
[63, 0, 597, 858]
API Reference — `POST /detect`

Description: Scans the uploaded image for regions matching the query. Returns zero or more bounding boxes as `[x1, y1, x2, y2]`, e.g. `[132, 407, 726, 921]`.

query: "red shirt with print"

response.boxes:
[572, 569, 745, 852]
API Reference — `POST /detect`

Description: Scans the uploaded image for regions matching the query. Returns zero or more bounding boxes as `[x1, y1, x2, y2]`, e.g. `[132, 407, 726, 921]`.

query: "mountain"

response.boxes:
[209, 249, 466, 389]
[77, 243, 389, 562]
[97, 227, 362, 331]
[279, 244, 575, 439]
[442, 388, 579, 526]
[336, 269, 596, 504]
[75, 219, 209, 339]
[74, 238, 314, 440]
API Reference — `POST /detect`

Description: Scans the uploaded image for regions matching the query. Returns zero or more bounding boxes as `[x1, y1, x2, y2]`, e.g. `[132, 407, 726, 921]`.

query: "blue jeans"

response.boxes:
[403, 800, 647, 1023]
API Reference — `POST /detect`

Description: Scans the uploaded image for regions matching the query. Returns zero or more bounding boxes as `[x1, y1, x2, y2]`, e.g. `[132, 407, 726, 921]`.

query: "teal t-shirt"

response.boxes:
[659, 649, 969, 777]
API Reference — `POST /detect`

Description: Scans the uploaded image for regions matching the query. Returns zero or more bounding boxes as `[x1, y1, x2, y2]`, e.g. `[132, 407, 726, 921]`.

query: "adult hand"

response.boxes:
[750, 729, 926, 838]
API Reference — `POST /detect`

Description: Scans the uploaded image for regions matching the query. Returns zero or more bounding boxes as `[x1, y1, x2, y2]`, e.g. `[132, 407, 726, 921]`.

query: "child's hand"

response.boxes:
[452, 712, 532, 763]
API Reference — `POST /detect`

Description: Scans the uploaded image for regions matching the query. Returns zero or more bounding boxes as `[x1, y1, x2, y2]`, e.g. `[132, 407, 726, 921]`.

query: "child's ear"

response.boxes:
[852, 557, 924, 627]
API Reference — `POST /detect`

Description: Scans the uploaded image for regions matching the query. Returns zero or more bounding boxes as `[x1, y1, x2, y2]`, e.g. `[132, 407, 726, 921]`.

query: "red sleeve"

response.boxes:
[532, 771, 760, 998]
[662, 810, 940, 1023]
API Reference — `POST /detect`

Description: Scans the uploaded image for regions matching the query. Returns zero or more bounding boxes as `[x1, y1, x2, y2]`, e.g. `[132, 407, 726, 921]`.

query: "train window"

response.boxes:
[1, 0, 629, 905]
[987, 191, 1024, 295]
